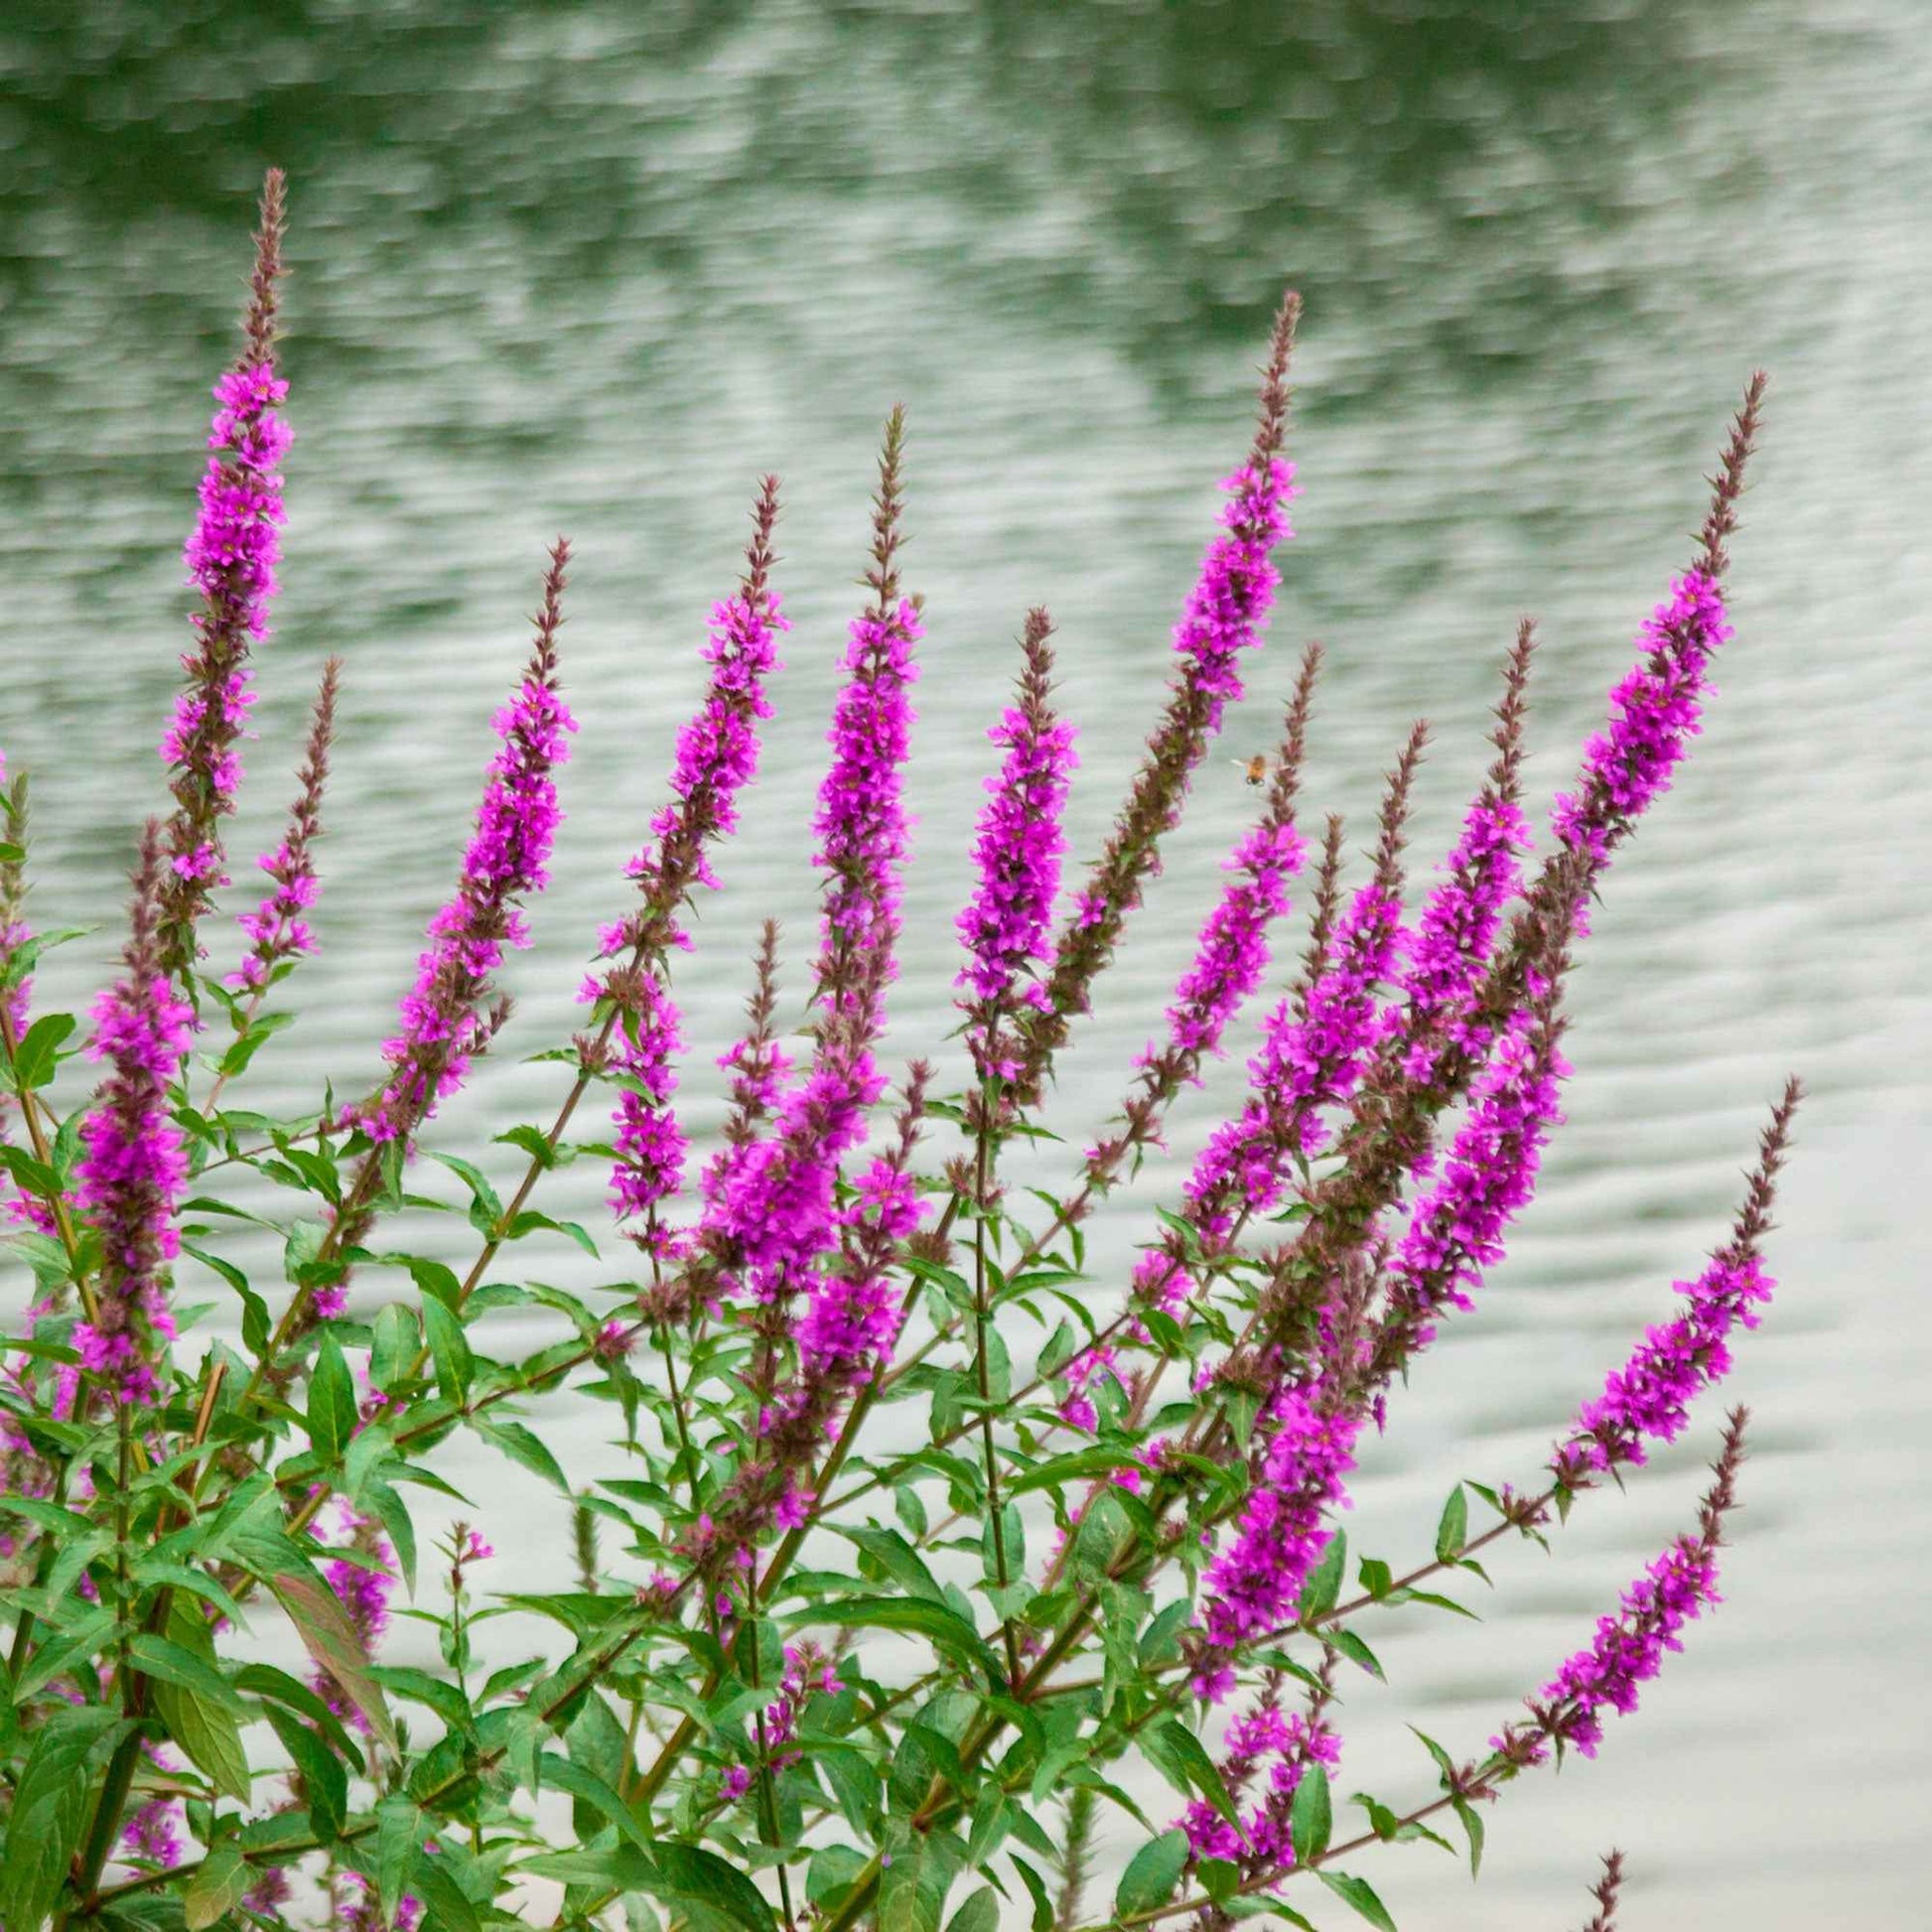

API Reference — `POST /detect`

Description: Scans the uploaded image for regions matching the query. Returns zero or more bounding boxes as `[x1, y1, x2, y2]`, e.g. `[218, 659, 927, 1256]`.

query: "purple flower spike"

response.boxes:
[73, 825, 195, 1406]
[956, 608, 1078, 1079]
[1551, 572, 1731, 902]
[591, 485, 785, 1260]
[1499, 1411, 1747, 1766]
[158, 172, 290, 972]
[227, 657, 339, 998]
[1016, 295, 1301, 1100]
[361, 542, 576, 1147]
[1554, 1081, 1799, 1484]
[1393, 621, 1535, 1082]
[1373, 999, 1570, 1387]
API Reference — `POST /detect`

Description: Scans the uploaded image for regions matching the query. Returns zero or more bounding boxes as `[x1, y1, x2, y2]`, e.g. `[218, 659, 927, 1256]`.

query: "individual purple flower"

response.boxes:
[1553, 1081, 1798, 1484]
[956, 608, 1078, 1077]
[360, 542, 576, 1145]
[226, 658, 339, 997]
[72, 825, 195, 1406]
[338, 1872, 422, 1932]
[158, 173, 290, 969]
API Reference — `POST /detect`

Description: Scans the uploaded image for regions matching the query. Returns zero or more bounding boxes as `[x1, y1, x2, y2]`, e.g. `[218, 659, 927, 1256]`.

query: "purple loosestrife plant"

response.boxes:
[0, 177, 1812, 1932]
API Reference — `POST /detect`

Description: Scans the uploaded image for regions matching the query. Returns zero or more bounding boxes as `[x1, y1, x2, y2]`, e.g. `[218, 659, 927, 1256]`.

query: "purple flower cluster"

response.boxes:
[1552, 572, 1730, 886]
[592, 557, 786, 1255]
[1154, 817, 1306, 1067]
[792, 1157, 924, 1386]
[1195, 1386, 1358, 1695]
[1394, 792, 1532, 1082]
[319, 1504, 395, 1730]
[364, 556, 576, 1145]
[599, 970, 689, 1259]
[1377, 1007, 1569, 1376]
[161, 350, 292, 899]
[1555, 1246, 1773, 1483]
[1504, 1534, 1722, 1764]
[614, 583, 788, 947]
[1180, 1700, 1339, 1864]
[1168, 458, 1298, 737]
[228, 661, 337, 996]
[72, 836, 196, 1405]
[1186, 880, 1405, 1245]
[956, 612, 1077, 1074]
[812, 600, 922, 1031]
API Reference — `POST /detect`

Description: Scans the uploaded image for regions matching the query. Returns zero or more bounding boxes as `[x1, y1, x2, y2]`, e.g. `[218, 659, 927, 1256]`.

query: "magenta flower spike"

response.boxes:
[361, 542, 576, 1152]
[1391, 621, 1535, 1083]
[1016, 295, 1301, 1101]
[1498, 1412, 1746, 1766]
[956, 608, 1078, 1080]
[72, 824, 196, 1406]
[1554, 1082, 1798, 1484]
[591, 485, 786, 1259]
[226, 657, 339, 998]
[158, 172, 290, 973]
[698, 417, 917, 1313]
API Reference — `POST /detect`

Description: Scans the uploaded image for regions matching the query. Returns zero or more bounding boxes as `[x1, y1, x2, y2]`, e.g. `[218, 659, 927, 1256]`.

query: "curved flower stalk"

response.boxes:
[956, 607, 1078, 1084]
[1497, 1409, 1746, 1766]
[1579, 1851, 1626, 1932]
[1013, 294, 1302, 1102]
[71, 823, 195, 1405]
[158, 170, 291, 976]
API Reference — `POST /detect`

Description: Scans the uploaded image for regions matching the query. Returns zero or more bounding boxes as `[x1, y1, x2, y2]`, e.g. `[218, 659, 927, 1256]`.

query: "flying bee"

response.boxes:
[1232, 753, 1272, 787]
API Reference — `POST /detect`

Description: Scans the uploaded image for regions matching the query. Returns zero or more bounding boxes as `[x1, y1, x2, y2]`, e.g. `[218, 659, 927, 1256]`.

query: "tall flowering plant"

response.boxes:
[0, 175, 1796, 1932]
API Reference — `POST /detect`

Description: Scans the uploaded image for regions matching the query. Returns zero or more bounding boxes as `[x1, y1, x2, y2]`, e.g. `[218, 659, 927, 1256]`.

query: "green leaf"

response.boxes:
[374, 1797, 424, 1925]
[266, 1702, 348, 1842]
[230, 1663, 365, 1771]
[1434, 1484, 1468, 1564]
[537, 1751, 653, 1852]
[642, 1842, 778, 1932]
[1290, 1766, 1331, 1864]
[184, 1842, 250, 1932]
[129, 1633, 248, 1712]
[479, 1419, 570, 1492]
[362, 1479, 418, 1595]
[1299, 1531, 1346, 1621]
[879, 1836, 945, 1932]
[0, 1704, 128, 1932]
[8, 1013, 75, 1091]
[1450, 1796, 1485, 1876]
[1114, 1830, 1189, 1920]
[1324, 1626, 1385, 1680]
[1144, 1720, 1241, 1833]
[420, 1294, 474, 1405]
[944, 1886, 999, 1932]
[778, 1595, 1002, 1687]
[1009, 1855, 1053, 1932]
[268, 1569, 397, 1752]
[409, 1845, 483, 1932]
[370, 1303, 419, 1393]
[148, 1601, 252, 1803]
[1315, 1871, 1399, 1932]
[430, 1151, 503, 1235]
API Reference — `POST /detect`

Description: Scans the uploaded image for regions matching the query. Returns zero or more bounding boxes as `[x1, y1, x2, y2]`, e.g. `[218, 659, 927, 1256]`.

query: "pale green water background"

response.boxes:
[3, 3, 1928, 1925]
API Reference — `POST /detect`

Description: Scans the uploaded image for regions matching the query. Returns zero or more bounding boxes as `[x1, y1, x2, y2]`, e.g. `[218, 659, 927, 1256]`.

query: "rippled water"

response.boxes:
[3, 3, 1927, 1924]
